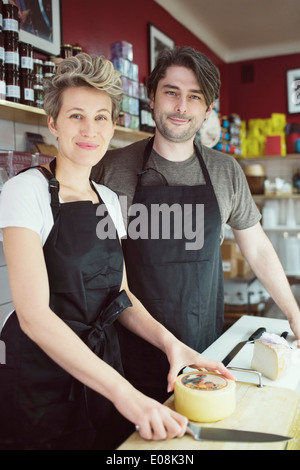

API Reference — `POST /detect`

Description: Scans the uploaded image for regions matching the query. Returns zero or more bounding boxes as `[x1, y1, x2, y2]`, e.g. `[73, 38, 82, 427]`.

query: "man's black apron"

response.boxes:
[119, 137, 224, 402]
[0, 159, 132, 449]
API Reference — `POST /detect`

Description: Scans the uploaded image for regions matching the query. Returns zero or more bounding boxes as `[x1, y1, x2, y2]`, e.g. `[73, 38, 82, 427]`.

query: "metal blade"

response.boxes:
[222, 341, 246, 366]
[222, 327, 266, 366]
[197, 427, 291, 443]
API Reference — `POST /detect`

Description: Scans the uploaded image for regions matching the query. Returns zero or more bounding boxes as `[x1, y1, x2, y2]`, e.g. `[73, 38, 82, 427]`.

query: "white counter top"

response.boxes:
[197, 315, 300, 393]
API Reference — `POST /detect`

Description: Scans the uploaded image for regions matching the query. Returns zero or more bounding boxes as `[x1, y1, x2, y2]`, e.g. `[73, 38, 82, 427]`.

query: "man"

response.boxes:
[91, 46, 300, 403]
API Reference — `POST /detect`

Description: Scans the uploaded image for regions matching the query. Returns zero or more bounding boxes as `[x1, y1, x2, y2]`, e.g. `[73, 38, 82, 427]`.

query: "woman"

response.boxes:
[0, 53, 233, 449]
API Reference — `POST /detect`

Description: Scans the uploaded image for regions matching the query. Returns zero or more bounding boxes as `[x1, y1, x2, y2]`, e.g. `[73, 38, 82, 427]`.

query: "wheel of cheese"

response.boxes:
[174, 371, 236, 423]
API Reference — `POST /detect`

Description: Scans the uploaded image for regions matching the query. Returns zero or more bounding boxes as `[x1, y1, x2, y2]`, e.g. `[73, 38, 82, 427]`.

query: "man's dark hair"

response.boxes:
[146, 46, 220, 107]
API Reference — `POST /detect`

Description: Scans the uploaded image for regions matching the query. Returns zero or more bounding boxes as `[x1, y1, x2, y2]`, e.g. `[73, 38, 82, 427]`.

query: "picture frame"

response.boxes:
[287, 68, 300, 114]
[9, 0, 61, 56]
[149, 24, 175, 72]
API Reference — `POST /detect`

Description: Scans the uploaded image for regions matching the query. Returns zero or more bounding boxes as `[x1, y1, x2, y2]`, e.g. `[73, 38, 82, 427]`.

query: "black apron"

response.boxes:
[119, 137, 224, 402]
[0, 160, 132, 449]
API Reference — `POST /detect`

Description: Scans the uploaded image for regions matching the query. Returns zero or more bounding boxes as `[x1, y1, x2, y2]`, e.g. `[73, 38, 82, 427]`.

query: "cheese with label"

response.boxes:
[174, 371, 236, 422]
[251, 332, 291, 380]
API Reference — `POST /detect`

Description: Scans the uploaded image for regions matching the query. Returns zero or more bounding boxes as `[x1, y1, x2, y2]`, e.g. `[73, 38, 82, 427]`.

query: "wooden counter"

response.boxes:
[118, 381, 299, 450]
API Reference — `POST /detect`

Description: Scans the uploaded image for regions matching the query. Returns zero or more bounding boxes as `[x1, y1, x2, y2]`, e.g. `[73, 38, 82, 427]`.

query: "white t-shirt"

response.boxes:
[0, 168, 126, 243]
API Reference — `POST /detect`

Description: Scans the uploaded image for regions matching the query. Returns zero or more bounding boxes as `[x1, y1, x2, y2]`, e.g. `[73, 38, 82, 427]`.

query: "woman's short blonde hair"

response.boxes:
[43, 53, 124, 123]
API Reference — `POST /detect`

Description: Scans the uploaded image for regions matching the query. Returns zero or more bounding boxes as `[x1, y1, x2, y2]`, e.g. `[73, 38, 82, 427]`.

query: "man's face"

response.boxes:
[150, 65, 213, 143]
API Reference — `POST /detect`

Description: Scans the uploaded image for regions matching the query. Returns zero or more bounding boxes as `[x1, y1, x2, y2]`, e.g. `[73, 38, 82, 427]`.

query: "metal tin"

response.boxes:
[4, 33, 19, 70]
[3, 3, 19, 39]
[60, 44, 72, 58]
[0, 64, 5, 100]
[19, 42, 33, 72]
[5, 68, 20, 103]
[20, 72, 34, 106]
[33, 84, 44, 108]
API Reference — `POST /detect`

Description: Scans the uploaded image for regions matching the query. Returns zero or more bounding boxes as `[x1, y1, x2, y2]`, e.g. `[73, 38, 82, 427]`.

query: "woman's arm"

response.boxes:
[3, 227, 189, 440]
[118, 265, 236, 391]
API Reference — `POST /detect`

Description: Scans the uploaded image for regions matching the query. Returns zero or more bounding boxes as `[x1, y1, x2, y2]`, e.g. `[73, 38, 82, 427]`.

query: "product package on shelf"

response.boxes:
[0, 150, 33, 178]
[213, 113, 242, 156]
[240, 113, 287, 158]
[111, 40, 141, 131]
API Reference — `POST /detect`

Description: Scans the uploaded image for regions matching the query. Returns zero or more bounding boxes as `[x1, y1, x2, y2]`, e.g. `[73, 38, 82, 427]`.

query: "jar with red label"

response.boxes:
[4, 33, 19, 70]
[3, 3, 19, 39]
[5, 68, 20, 103]
[21, 72, 34, 106]
[19, 42, 33, 72]
[0, 64, 5, 100]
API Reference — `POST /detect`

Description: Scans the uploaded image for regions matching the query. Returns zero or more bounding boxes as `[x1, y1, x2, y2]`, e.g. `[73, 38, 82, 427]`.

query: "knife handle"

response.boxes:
[248, 327, 266, 342]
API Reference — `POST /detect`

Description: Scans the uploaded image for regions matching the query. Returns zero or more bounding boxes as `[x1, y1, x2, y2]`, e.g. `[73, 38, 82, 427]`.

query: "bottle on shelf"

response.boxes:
[293, 167, 300, 194]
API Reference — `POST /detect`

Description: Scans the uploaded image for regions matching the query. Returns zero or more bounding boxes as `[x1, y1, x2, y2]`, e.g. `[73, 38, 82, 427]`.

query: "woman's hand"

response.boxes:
[166, 340, 236, 393]
[113, 383, 188, 441]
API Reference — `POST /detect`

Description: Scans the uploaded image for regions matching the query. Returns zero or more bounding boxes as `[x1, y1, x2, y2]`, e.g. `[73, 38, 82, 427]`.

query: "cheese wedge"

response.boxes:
[251, 332, 291, 380]
[174, 371, 236, 422]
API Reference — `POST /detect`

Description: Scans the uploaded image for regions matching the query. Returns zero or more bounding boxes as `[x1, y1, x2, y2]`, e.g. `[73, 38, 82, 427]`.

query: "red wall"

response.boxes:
[227, 53, 300, 125]
[60, 0, 227, 107]
[60, 0, 300, 124]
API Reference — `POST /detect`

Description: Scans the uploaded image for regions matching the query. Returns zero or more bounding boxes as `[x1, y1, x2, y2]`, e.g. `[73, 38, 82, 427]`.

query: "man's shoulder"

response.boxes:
[199, 143, 240, 169]
[103, 137, 151, 164]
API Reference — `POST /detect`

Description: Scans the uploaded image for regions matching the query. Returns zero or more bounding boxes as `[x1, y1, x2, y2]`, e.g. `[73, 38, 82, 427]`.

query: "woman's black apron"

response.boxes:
[0, 160, 132, 449]
[119, 137, 224, 402]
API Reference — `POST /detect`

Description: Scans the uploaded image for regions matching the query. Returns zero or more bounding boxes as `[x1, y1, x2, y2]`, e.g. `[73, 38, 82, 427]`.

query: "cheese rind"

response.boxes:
[251, 333, 291, 381]
[174, 371, 236, 422]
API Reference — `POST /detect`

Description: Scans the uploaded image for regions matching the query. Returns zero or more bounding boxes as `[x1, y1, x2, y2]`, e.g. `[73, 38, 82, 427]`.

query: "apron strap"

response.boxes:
[136, 136, 213, 188]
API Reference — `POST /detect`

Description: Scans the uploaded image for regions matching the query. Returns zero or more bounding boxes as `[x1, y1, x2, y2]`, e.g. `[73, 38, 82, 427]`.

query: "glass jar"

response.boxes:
[0, 0, 3, 32]
[5, 68, 20, 103]
[33, 84, 44, 109]
[0, 31, 4, 66]
[72, 45, 82, 56]
[0, 64, 5, 100]
[3, 3, 19, 39]
[33, 58, 43, 86]
[20, 72, 34, 106]
[43, 60, 55, 78]
[4, 32, 19, 70]
[19, 42, 33, 72]
[60, 44, 72, 58]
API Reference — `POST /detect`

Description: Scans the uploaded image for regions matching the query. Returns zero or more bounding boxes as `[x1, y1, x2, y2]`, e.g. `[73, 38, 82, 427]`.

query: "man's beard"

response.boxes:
[153, 112, 201, 143]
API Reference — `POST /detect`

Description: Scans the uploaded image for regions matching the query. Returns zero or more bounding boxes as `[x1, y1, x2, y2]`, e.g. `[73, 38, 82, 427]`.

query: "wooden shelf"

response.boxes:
[0, 99, 47, 126]
[0, 100, 153, 143]
[252, 193, 300, 200]
[238, 154, 300, 161]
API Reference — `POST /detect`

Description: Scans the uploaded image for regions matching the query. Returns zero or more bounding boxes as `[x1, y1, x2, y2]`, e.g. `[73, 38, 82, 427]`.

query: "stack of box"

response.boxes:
[221, 239, 251, 278]
[111, 41, 140, 130]
[214, 114, 242, 156]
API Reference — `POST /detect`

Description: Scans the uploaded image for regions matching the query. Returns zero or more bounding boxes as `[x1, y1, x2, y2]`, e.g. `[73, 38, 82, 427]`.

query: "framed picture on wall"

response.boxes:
[149, 24, 175, 72]
[9, 0, 61, 56]
[287, 68, 300, 114]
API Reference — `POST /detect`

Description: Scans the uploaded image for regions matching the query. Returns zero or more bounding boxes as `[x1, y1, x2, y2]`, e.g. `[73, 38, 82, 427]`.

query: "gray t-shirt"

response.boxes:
[91, 138, 261, 242]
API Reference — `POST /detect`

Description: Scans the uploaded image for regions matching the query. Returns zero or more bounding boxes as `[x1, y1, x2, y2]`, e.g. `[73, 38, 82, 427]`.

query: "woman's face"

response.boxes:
[48, 86, 115, 168]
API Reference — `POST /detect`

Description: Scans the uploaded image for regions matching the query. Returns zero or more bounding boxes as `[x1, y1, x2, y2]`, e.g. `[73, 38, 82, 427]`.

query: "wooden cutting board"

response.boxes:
[117, 382, 299, 450]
